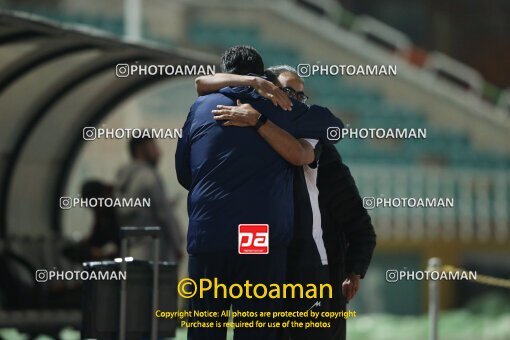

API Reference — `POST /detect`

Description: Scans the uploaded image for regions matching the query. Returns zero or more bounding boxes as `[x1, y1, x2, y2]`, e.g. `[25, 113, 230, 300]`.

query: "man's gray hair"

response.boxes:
[266, 65, 304, 82]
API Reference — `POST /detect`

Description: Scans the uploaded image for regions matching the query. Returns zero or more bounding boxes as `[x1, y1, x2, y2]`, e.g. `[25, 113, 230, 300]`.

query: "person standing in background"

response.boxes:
[115, 136, 183, 262]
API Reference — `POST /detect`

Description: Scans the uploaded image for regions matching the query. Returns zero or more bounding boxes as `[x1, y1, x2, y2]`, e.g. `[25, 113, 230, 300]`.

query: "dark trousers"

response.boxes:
[328, 263, 347, 340]
[187, 248, 286, 340]
[283, 264, 347, 340]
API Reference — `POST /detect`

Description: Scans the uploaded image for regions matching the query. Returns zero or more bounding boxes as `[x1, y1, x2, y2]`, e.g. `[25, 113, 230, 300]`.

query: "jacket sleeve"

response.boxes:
[175, 110, 193, 190]
[288, 105, 344, 145]
[318, 144, 376, 278]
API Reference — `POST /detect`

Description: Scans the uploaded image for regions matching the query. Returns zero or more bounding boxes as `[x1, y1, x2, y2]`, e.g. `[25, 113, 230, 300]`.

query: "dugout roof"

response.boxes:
[0, 12, 215, 237]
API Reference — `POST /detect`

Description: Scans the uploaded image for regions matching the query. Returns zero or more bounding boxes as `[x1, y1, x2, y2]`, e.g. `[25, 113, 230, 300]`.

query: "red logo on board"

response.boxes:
[238, 224, 269, 254]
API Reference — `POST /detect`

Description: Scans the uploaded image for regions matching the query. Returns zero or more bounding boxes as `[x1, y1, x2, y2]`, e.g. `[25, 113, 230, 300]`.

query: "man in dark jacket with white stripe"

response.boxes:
[318, 143, 377, 340]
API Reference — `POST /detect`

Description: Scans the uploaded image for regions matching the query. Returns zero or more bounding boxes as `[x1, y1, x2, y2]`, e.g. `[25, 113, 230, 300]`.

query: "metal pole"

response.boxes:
[428, 257, 441, 340]
[151, 236, 160, 340]
[124, 0, 142, 41]
[119, 238, 128, 340]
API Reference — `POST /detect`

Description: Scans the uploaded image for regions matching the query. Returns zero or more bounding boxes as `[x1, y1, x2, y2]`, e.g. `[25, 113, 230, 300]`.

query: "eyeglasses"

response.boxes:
[280, 87, 309, 104]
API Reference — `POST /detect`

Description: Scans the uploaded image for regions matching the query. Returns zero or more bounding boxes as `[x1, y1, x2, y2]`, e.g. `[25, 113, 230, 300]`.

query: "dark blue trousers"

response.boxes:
[187, 248, 286, 340]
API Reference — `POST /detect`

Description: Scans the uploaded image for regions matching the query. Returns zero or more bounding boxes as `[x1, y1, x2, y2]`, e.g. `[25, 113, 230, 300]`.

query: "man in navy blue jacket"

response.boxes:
[175, 46, 343, 340]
